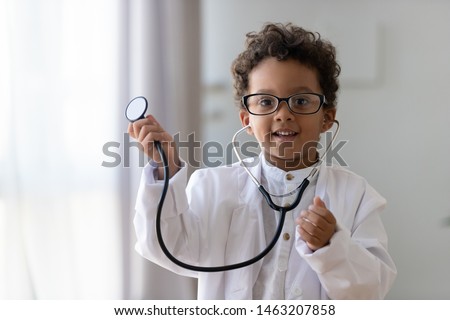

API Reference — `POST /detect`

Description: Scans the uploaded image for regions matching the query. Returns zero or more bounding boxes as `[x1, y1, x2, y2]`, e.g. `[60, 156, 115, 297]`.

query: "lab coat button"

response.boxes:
[286, 173, 294, 181]
[293, 287, 303, 296]
[283, 233, 290, 241]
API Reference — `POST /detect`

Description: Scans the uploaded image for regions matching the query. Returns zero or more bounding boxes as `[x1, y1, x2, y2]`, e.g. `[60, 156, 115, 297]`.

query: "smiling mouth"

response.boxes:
[272, 130, 298, 138]
[273, 130, 296, 136]
[270, 130, 298, 143]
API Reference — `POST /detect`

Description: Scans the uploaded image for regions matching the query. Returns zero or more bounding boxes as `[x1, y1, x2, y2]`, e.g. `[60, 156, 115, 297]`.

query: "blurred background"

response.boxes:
[1, 0, 449, 299]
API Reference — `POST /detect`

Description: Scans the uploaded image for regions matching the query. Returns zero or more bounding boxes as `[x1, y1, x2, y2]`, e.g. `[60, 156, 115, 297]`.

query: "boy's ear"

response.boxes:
[239, 110, 254, 135]
[321, 108, 337, 132]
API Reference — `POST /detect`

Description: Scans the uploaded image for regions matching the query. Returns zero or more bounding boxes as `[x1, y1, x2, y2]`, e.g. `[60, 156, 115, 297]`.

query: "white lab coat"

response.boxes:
[134, 157, 397, 299]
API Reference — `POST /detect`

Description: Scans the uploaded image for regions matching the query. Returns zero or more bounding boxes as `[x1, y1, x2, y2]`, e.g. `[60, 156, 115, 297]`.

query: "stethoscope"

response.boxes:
[126, 96, 340, 272]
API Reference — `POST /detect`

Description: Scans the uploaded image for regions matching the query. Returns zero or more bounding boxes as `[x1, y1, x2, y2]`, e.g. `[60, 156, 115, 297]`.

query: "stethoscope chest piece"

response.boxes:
[126, 96, 148, 122]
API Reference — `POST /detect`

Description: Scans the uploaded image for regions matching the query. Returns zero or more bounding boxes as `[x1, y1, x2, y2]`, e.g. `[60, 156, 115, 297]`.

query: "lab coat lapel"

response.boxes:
[315, 163, 343, 217]
[315, 163, 349, 226]
[315, 162, 330, 204]
[224, 157, 265, 299]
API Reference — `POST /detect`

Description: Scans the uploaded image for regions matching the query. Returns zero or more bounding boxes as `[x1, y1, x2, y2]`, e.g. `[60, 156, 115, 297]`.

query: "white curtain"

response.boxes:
[126, 0, 199, 299]
[0, 0, 199, 299]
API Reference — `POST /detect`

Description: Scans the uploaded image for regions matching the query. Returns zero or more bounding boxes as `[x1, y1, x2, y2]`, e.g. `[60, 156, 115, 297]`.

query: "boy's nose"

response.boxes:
[274, 101, 293, 121]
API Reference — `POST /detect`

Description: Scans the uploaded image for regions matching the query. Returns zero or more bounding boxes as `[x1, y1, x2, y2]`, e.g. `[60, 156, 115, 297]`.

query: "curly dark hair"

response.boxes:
[231, 22, 341, 109]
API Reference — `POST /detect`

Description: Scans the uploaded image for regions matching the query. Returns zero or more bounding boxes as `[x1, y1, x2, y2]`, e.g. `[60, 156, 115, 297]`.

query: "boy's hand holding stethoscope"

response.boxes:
[126, 97, 181, 180]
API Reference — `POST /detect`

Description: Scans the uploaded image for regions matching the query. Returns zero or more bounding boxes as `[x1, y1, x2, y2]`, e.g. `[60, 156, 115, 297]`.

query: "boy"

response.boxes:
[129, 22, 397, 299]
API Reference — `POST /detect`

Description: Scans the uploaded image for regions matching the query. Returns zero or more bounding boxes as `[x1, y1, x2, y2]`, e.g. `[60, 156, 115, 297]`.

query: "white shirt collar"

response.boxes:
[260, 154, 318, 186]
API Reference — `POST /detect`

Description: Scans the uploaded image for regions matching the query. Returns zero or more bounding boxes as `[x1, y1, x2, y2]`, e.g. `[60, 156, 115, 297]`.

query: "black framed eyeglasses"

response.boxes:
[242, 92, 327, 115]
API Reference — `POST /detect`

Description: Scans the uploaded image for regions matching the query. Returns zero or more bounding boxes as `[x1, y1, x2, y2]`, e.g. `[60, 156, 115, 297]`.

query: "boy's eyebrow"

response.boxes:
[253, 86, 319, 95]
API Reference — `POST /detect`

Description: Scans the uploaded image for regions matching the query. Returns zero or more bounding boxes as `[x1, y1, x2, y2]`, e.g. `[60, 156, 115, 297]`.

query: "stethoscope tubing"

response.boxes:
[154, 120, 339, 272]
[154, 142, 310, 272]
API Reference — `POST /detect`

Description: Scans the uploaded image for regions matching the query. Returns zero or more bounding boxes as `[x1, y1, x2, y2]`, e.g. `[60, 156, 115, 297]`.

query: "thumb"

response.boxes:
[146, 114, 161, 126]
[313, 196, 326, 208]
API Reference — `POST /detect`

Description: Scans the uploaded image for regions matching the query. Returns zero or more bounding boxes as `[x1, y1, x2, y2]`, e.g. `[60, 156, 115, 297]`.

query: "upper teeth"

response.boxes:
[276, 131, 295, 136]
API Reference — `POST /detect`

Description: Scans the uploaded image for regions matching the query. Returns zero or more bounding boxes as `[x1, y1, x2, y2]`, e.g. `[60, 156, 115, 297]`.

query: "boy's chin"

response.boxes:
[265, 153, 312, 170]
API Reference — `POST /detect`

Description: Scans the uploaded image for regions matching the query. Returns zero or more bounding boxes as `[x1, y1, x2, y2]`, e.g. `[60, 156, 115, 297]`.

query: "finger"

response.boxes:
[298, 223, 322, 244]
[313, 196, 326, 208]
[299, 209, 322, 228]
[307, 204, 336, 225]
[140, 131, 170, 155]
[297, 219, 331, 251]
[298, 214, 326, 237]
[146, 114, 161, 126]
[132, 116, 161, 137]
[298, 211, 318, 228]
[299, 210, 334, 234]
[307, 196, 329, 218]
[137, 123, 161, 142]
[128, 123, 135, 138]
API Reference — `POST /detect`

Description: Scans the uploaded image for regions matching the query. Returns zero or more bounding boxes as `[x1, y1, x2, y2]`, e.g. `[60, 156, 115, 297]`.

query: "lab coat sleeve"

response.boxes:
[296, 174, 397, 299]
[133, 162, 200, 278]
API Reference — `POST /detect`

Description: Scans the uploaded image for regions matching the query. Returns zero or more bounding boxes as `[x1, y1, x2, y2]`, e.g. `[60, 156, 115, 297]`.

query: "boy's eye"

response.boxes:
[292, 97, 310, 106]
[258, 97, 275, 106]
